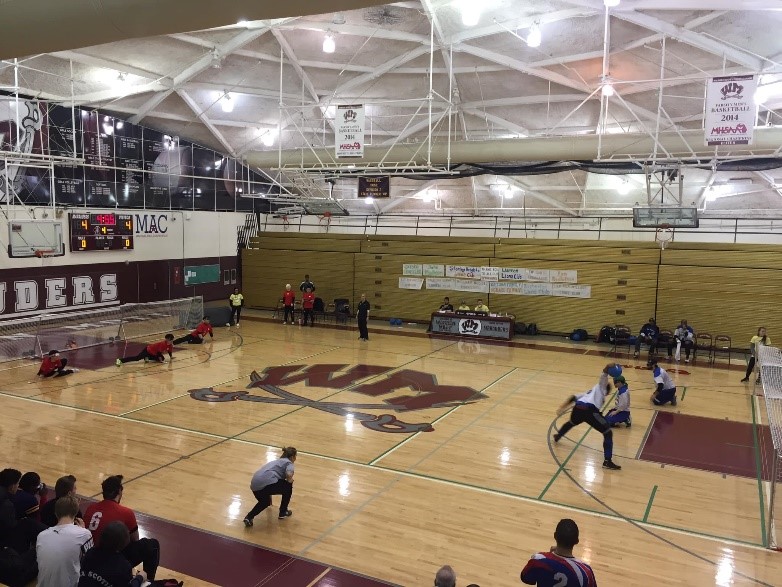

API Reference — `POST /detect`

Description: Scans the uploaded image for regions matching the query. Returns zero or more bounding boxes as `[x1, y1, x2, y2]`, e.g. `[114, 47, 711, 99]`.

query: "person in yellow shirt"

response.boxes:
[742, 326, 771, 383]
[457, 300, 471, 311]
[229, 287, 244, 326]
[474, 299, 490, 313]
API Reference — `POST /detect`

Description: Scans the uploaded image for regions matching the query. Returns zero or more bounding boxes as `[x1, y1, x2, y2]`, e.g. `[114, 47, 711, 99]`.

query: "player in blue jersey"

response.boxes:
[649, 358, 677, 406]
[521, 518, 598, 586]
[605, 375, 631, 427]
[553, 363, 622, 470]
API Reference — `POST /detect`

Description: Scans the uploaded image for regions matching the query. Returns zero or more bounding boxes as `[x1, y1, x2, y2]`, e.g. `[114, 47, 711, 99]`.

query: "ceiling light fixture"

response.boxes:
[460, 2, 481, 27]
[617, 178, 631, 195]
[527, 22, 542, 48]
[323, 33, 336, 54]
[601, 82, 615, 97]
[115, 121, 124, 130]
[364, 196, 374, 204]
[504, 185, 514, 199]
[604, 0, 620, 7]
[221, 92, 234, 113]
[261, 129, 277, 147]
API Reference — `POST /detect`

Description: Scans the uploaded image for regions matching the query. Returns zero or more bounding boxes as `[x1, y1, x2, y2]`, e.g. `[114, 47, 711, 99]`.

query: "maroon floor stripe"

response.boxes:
[638, 412, 774, 480]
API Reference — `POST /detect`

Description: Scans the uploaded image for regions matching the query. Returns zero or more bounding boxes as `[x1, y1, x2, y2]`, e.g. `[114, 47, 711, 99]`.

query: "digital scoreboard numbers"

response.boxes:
[69, 213, 134, 251]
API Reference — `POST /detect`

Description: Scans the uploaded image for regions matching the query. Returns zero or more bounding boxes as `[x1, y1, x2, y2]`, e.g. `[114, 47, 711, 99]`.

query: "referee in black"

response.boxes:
[357, 293, 370, 341]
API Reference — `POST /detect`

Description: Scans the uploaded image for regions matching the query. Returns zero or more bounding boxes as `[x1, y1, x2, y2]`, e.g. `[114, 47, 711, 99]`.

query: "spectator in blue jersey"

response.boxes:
[633, 317, 659, 360]
[554, 363, 622, 470]
[649, 358, 677, 406]
[520, 518, 597, 586]
[667, 319, 694, 363]
[605, 375, 631, 427]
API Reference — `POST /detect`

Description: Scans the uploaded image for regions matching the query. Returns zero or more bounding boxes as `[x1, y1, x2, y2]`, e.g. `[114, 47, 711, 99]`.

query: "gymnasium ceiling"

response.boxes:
[2, 0, 782, 217]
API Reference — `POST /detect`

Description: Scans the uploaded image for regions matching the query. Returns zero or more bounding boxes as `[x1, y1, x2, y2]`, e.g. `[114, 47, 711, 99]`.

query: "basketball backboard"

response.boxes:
[633, 207, 698, 228]
[7, 220, 64, 257]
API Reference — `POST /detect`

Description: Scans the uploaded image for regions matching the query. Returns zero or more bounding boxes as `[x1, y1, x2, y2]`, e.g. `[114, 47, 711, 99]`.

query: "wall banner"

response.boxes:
[705, 75, 756, 146]
[399, 277, 424, 290]
[335, 104, 365, 158]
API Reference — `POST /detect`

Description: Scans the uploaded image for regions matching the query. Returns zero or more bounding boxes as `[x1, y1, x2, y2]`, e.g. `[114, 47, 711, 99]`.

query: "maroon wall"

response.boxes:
[0, 256, 238, 319]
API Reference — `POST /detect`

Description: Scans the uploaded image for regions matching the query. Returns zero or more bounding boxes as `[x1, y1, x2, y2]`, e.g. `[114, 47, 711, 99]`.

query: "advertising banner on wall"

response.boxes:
[705, 75, 756, 146]
[336, 104, 365, 158]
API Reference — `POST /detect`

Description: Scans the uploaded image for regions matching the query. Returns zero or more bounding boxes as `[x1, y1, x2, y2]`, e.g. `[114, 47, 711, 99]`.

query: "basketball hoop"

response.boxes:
[34, 249, 55, 258]
[318, 211, 333, 230]
[655, 224, 674, 250]
[281, 215, 290, 231]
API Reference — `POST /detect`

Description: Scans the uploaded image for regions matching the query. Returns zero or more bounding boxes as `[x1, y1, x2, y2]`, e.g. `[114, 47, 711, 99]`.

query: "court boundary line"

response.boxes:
[751, 393, 768, 546]
[636, 410, 658, 460]
[544, 416, 774, 586]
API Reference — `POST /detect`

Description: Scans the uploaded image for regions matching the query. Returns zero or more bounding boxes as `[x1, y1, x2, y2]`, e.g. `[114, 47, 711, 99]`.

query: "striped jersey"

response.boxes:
[521, 551, 597, 586]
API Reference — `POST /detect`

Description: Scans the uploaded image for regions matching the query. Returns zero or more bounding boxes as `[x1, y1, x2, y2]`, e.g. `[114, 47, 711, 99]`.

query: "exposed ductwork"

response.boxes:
[0, 0, 388, 60]
[245, 128, 782, 168]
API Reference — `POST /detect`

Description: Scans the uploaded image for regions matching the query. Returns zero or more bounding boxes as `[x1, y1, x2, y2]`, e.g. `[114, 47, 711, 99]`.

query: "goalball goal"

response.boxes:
[0, 296, 203, 363]
[756, 345, 782, 550]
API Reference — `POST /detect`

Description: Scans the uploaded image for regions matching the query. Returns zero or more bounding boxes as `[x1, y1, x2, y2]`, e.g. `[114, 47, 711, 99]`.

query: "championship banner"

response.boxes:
[336, 104, 365, 158]
[705, 75, 756, 146]
[358, 176, 389, 198]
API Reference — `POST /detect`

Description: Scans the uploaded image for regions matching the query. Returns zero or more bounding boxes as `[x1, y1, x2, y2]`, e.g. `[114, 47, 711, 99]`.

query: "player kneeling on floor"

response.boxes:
[38, 350, 79, 377]
[116, 334, 174, 366]
[554, 363, 623, 471]
[605, 375, 631, 428]
[649, 358, 678, 406]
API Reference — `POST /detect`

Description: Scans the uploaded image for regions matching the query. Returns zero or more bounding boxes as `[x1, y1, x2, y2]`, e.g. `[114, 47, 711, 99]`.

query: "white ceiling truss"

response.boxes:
[3, 1, 782, 218]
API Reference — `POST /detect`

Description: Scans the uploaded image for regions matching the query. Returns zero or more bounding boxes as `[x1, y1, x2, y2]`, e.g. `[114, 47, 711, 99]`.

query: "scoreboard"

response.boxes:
[69, 213, 134, 251]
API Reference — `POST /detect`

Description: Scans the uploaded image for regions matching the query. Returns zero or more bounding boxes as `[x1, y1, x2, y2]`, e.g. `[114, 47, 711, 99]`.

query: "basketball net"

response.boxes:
[655, 225, 674, 250]
[281, 215, 290, 231]
[318, 211, 332, 231]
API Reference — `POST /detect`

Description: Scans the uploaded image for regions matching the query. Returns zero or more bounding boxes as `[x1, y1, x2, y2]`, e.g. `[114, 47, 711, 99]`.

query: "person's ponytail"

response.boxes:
[281, 446, 297, 460]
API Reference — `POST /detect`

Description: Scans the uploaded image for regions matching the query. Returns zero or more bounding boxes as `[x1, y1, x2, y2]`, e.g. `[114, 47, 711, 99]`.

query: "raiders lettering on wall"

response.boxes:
[189, 364, 488, 433]
[0, 273, 119, 317]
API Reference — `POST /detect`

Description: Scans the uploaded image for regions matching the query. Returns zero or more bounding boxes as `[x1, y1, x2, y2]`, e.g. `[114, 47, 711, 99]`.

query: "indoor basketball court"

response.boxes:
[0, 312, 779, 585]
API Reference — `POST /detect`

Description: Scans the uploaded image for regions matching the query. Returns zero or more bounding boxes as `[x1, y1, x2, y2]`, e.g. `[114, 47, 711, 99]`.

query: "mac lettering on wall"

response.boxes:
[135, 213, 169, 237]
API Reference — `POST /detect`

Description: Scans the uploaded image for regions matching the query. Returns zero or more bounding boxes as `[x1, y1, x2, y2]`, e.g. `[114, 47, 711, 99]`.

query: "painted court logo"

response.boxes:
[188, 364, 487, 433]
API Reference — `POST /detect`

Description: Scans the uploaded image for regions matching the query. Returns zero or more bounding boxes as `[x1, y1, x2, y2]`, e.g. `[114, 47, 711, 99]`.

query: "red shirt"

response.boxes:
[38, 355, 62, 376]
[84, 500, 138, 545]
[192, 322, 213, 337]
[147, 340, 173, 356]
[302, 292, 315, 309]
[283, 291, 296, 306]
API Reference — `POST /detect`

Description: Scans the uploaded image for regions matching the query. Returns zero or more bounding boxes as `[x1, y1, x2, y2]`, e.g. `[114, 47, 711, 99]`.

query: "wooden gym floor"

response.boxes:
[0, 315, 780, 586]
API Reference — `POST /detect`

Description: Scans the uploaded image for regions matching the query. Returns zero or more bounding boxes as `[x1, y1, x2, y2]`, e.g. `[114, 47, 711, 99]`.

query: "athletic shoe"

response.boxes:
[671, 396, 677, 406]
[115, 359, 122, 367]
[553, 432, 562, 443]
[237, 323, 240, 327]
[626, 417, 632, 427]
[685, 358, 690, 363]
[741, 377, 749, 382]
[602, 460, 621, 470]
[633, 352, 638, 358]
[144, 358, 149, 363]
[71, 368, 80, 373]
[243, 518, 253, 527]
[278, 510, 293, 519]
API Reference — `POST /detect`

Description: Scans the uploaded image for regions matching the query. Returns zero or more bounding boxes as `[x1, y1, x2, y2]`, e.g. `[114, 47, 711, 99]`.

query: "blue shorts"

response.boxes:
[653, 387, 676, 405]
[606, 410, 631, 425]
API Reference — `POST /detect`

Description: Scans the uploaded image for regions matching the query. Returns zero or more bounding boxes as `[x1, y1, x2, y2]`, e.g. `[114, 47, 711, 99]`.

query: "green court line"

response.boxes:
[751, 396, 768, 547]
[681, 386, 687, 400]
[643, 485, 658, 523]
[538, 425, 594, 500]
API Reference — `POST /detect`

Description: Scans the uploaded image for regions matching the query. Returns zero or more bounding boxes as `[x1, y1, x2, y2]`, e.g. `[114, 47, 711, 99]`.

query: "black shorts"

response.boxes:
[569, 404, 610, 434]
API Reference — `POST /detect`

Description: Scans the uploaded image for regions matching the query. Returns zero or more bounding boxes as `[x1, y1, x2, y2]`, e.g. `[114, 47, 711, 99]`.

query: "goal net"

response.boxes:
[757, 345, 782, 549]
[0, 296, 203, 362]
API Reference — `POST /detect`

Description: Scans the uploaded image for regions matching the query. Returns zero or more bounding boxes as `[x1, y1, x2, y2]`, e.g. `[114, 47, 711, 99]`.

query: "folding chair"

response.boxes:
[694, 332, 713, 363]
[712, 335, 732, 365]
[612, 325, 632, 356]
[271, 299, 284, 320]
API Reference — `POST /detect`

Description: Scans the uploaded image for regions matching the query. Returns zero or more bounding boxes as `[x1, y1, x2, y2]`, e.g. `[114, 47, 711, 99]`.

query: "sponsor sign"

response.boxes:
[526, 269, 551, 282]
[399, 277, 424, 290]
[446, 265, 481, 279]
[552, 284, 591, 298]
[425, 277, 454, 290]
[402, 264, 423, 276]
[336, 104, 365, 158]
[423, 264, 444, 277]
[705, 75, 756, 146]
[549, 270, 578, 283]
[480, 266, 499, 281]
[429, 315, 512, 340]
[500, 267, 527, 281]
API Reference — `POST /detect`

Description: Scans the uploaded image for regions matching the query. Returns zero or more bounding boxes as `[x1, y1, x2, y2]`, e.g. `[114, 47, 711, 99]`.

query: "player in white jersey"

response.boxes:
[553, 363, 623, 470]
[649, 358, 677, 406]
[605, 375, 631, 427]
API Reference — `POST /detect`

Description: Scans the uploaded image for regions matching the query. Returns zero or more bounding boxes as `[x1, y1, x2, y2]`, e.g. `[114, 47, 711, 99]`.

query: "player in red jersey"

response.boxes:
[84, 475, 159, 582]
[301, 288, 315, 327]
[521, 519, 597, 587]
[37, 350, 78, 377]
[115, 334, 174, 366]
[173, 316, 214, 345]
[282, 284, 296, 324]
